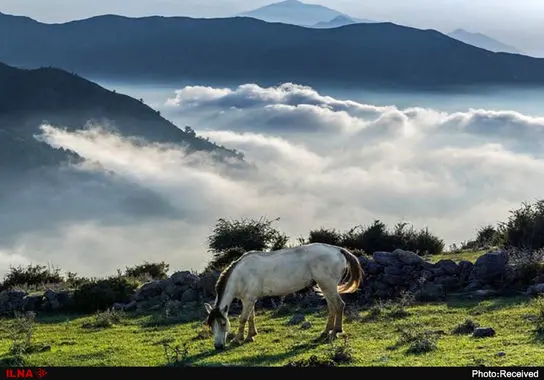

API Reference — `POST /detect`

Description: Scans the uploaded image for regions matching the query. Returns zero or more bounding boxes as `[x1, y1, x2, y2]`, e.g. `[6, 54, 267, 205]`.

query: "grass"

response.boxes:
[1, 295, 544, 367]
[427, 249, 488, 263]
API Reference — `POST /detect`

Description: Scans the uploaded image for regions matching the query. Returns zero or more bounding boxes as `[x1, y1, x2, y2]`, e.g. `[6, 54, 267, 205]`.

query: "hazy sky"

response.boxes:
[1, 0, 543, 55]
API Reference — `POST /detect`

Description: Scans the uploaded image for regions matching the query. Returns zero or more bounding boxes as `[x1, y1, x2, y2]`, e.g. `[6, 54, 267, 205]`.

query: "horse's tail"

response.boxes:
[337, 247, 364, 294]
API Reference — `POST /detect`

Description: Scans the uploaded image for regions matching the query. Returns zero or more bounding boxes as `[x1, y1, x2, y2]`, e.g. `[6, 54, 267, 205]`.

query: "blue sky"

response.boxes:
[1, 0, 542, 56]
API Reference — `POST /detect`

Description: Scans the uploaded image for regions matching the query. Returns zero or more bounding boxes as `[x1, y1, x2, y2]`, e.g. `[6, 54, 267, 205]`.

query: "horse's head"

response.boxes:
[204, 303, 230, 350]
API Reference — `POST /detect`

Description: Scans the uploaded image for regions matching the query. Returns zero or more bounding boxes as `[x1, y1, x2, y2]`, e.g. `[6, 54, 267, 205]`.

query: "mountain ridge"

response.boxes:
[1, 13, 544, 89]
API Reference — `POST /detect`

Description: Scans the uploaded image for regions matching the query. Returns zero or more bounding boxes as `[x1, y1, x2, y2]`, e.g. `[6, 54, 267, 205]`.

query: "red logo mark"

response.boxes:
[4, 368, 47, 379]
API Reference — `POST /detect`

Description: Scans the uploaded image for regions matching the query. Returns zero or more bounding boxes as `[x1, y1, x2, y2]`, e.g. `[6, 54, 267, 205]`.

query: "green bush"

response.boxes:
[501, 200, 544, 250]
[1, 264, 64, 291]
[73, 276, 139, 313]
[125, 262, 170, 280]
[321, 220, 444, 256]
[308, 228, 343, 246]
[208, 217, 288, 253]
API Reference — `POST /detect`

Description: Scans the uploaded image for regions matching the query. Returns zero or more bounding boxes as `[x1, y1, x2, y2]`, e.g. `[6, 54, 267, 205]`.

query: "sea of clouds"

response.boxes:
[2, 83, 544, 278]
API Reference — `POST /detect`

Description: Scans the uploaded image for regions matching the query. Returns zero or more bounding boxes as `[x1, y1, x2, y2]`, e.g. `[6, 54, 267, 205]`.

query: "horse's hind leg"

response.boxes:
[332, 293, 346, 336]
[317, 284, 345, 341]
[314, 283, 340, 341]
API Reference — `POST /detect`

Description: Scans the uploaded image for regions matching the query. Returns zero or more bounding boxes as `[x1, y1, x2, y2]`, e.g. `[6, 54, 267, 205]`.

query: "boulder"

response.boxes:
[473, 327, 496, 338]
[0, 290, 27, 315]
[181, 288, 199, 304]
[393, 249, 425, 265]
[134, 280, 167, 301]
[22, 294, 43, 312]
[169, 271, 199, 287]
[373, 252, 399, 266]
[416, 283, 445, 301]
[458, 260, 474, 283]
[526, 283, 544, 297]
[471, 251, 508, 285]
[435, 260, 459, 275]
[196, 271, 220, 298]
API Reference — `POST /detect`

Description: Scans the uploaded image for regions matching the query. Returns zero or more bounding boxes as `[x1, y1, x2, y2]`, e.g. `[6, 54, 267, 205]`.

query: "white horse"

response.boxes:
[203, 243, 364, 350]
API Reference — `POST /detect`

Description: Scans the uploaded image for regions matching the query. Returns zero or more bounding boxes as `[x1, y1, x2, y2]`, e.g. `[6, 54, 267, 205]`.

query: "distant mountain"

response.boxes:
[1, 13, 544, 89]
[0, 62, 240, 174]
[238, 0, 357, 26]
[448, 29, 522, 54]
[312, 15, 359, 28]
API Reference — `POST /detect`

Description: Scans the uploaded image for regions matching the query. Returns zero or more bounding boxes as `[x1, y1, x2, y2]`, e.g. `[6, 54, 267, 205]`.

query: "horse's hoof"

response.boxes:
[229, 338, 244, 346]
[244, 336, 255, 343]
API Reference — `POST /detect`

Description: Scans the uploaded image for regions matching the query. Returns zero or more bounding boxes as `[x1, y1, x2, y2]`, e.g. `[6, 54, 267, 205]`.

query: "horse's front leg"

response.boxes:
[230, 300, 253, 346]
[245, 305, 257, 343]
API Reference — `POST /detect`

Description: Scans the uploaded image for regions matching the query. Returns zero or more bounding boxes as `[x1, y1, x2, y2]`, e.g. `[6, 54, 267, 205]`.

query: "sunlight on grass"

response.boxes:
[1, 295, 544, 367]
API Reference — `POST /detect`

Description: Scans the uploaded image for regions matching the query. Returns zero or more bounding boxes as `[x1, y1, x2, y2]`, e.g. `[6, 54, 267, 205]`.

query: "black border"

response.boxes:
[2, 367, 544, 380]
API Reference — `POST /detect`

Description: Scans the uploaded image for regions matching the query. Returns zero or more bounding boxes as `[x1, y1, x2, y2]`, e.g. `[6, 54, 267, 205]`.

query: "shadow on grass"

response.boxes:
[183, 340, 324, 367]
[445, 295, 531, 312]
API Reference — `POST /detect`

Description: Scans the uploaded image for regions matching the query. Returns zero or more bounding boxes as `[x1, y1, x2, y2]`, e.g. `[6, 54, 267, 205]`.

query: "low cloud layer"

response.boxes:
[2, 82, 544, 278]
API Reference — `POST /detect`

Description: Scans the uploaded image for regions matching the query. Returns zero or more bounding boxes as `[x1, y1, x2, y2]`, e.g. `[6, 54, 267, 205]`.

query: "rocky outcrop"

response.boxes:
[1, 249, 539, 316]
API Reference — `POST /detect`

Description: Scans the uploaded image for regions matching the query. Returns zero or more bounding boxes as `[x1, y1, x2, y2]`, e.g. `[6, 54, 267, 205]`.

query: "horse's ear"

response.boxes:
[204, 303, 213, 314]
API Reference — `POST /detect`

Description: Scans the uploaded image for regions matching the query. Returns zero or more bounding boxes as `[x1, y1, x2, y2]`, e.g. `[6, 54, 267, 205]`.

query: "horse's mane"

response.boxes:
[215, 251, 257, 306]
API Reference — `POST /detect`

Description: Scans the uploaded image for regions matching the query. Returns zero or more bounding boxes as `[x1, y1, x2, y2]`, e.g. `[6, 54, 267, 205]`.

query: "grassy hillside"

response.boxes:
[1, 295, 543, 367]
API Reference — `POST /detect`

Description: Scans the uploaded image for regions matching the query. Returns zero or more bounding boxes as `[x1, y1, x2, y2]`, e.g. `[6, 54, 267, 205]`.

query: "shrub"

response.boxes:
[208, 217, 287, 253]
[501, 200, 544, 250]
[73, 276, 139, 313]
[1, 264, 63, 290]
[452, 319, 480, 335]
[333, 221, 444, 255]
[507, 248, 544, 287]
[206, 217, 289, 271]
[308, 228, 343, 246]
[125, 262, 170, 280]
[83, 309, 123, 329]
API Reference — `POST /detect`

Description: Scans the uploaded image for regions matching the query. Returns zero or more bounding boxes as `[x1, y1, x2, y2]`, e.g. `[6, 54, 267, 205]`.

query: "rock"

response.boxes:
[134, 280, 167, 301]
[162, 283, 185, 301]
[526, 283, 544, 297]
[497, 351, 506, 357]
[301, 321, 312, 330]
[473, 327, 496, 338]
[384, 265, 404, 276]
[434, 275, 460, 290]
[136, 295, 163, 311]
[22, 295, 43, 312]
[287, 313, 305, 325]
[436, 260, 459, 275]
[393, 249, 425, 265]
[381, 274, 405, 286]
[472, 289, 498, 299]
[170, 271, 200, 287]
[0, 290, 27, 315]
[181, 288, 199, 304]
[416, 283, 445, 301]
[373, 252, 399, 266]
[196, 271, 219, 298]
[464, 280, 484, 292]
[471, 251, 508, 285]
[458, 260, 474, 283]
[358, 255, 371, 267]
[112, 303, 125, 311]
[43, 289, 61, 310]
[124, 301, 137, 311]
[366, 262, 383, 275]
